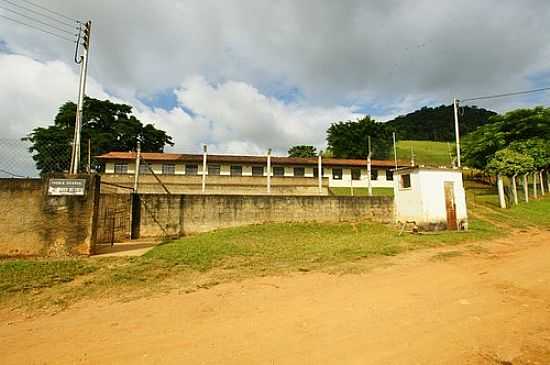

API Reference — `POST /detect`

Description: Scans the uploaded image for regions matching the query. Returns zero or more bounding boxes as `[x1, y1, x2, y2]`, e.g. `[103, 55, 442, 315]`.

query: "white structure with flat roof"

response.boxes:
[394, 167, 468, 231]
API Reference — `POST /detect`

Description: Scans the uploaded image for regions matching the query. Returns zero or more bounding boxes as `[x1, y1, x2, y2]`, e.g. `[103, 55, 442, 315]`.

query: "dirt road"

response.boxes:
[1, 231, 550, 364]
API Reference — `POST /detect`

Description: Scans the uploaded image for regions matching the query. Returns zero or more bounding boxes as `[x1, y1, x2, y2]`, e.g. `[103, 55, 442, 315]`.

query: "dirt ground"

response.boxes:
[1, 230, 550, 364]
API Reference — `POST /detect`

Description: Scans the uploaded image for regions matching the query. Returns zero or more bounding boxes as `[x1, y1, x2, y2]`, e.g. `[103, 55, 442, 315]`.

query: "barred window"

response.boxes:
[162, 164, 176, 175]
[185, 164, 198, 175]
[332, 168, 343, 180]
[371, 168, 378, 181]
[351, 168, 361, 181]
[114, 163, 128, 174]
[400, 174, 411, 189]
[208, 164, 220, 176]
[273, 166, 285, 177]
[293, 167, 305, 177]
[313, 167, 324, 178]
[230, 165, 242, 176]
[139, 163, 151, 175]
[252, 166, 264, 176]
[386, 169, 394, 181]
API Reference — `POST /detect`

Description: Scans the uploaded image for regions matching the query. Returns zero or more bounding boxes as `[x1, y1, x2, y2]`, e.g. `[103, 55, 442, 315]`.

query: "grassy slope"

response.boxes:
[2, 184, 549, 311]
[396, 140, 453, 167]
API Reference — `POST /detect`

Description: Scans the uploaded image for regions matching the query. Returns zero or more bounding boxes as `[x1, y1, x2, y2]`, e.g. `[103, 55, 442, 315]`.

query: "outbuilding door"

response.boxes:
[444, 182, 458, 230]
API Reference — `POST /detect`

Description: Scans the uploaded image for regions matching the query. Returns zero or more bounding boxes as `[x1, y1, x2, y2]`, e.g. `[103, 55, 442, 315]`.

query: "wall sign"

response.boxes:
[48, 179, 86, 196]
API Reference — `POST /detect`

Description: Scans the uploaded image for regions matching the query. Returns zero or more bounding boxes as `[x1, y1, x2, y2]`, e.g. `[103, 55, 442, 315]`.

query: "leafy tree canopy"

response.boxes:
[24, 97, 174, 174]
[326, 116, 392, 159]
[386, 104, 497, 141]
[486, 148, 535, 176]
[462, 107, 550, 170]
[288, 145, 318, 158]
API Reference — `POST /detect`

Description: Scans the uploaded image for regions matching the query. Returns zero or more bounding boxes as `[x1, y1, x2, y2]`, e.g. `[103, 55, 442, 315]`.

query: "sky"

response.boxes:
[1, 0, 549, 166]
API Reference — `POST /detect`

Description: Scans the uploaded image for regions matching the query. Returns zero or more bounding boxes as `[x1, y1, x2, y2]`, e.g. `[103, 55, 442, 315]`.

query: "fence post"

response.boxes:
[533, 172, 538, 199]
[523, 173, 529, 203]
[497, 174, 506, 209]
[511, 174, 518, 205]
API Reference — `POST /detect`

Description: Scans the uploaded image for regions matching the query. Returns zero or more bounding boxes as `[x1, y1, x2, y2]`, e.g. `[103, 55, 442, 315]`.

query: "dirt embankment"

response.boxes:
[1, 230, 550, 364]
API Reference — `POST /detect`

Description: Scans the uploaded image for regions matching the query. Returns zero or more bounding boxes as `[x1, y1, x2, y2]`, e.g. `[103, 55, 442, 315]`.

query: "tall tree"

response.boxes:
[326, 116, 392, 159]
[24, 97, 174, 174]
[288, 145, 317, 158]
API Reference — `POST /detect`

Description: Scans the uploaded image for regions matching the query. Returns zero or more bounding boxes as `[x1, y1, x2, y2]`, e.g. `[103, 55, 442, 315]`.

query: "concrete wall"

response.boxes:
[138, 194, 393, 238]
[0, 176, 100, 257]
[101, 174, 330, 196]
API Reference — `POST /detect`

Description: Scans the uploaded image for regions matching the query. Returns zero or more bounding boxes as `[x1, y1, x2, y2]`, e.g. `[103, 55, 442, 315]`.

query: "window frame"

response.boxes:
[162, 163, 176, 175]
[208, 164, 221, 176]
[313, 167, 324, 178]
[370, 168, 378, 181]
[293, 167, 305, 177]
[139, 163, 152, 175]
[273, 166, 285, 177]
[386, 169, 394, 181]
[230, 165, 243, 176]
[351, 168, 361, 181]
[185, 164, 199, 176]
[400, 174, 412, 189]
[332, 168, 343, 180]
[252, 166, 264, 177]
[114, 162, 128, 174]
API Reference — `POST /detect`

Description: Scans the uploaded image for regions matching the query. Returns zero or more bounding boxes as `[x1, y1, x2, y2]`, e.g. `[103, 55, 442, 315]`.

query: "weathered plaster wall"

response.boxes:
[138, 194, 393, 238]
[0, 176, 100, 256]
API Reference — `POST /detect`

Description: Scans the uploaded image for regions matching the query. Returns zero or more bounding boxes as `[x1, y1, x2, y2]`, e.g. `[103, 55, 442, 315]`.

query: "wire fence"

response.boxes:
[0, 138, 74, 178]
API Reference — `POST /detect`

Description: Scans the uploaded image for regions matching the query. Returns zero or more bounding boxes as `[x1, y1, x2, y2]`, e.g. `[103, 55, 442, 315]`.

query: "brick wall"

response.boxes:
[0, 175, 100, 256]
[138, 194, 393, 238]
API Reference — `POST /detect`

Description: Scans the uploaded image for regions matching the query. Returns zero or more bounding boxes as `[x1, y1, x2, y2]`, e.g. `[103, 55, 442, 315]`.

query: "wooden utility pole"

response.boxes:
[453, 98, 461, 168]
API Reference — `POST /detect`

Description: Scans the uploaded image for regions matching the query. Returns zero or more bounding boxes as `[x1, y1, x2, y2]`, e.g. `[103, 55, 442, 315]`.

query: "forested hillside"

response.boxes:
[386, 105, 496, 141]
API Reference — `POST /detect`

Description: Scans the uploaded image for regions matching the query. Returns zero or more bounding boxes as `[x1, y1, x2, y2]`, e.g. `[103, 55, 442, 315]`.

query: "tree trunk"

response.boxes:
[497, 174, 506, 209]
[533, 172, 538, 199]
[523, 174, 529, 203]
[511, 174, 518, 205]
[547, 170, 550, 193]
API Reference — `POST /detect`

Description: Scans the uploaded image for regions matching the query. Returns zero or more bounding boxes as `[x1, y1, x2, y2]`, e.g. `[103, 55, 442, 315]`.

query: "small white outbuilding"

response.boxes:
[393, 167, 468, 231]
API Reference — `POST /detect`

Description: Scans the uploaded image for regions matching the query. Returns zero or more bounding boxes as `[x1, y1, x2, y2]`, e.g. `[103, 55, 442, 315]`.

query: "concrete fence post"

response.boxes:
[533, 172, 539, 199]
[497, 174, 506, 209]
[511, 174, 518, 205]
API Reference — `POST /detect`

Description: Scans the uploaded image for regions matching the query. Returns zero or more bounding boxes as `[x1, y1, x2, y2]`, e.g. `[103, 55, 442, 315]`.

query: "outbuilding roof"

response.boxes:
[96, 151, 410, 168]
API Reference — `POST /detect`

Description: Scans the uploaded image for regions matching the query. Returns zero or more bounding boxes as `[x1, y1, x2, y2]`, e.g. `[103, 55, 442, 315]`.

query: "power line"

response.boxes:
[0, 168, 25, 178]
[19, 0, 77, 23]
[460, 87, 550, 102]
[0, 0, 76, 29]
[0, 14, 75, 43]
[0, 5, 77, 36]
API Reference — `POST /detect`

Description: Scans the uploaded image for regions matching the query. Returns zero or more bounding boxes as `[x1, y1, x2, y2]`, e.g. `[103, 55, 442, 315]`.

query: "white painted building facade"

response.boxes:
[394, 167, 468, 231]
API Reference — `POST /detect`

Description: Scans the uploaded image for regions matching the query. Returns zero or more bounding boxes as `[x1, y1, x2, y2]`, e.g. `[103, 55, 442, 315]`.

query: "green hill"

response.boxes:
[395, 140, 454, 167]
[386, 105, 496, 141]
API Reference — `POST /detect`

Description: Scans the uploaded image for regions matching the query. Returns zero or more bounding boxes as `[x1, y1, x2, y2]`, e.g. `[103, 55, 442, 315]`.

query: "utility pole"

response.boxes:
[453, 97, 462, 168]
[133, 142, 141, 192]
[393, 132, 398, 171]
[70, 20, 92, 175]
[202, 145, 207, 193]
[318, 151, 323, 195]
[87, 138, 91, 174]
[267, 148, 272, 194]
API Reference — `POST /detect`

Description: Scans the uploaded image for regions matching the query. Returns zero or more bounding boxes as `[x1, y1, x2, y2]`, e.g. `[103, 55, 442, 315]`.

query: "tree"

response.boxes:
[288, 145, 318, 158]
[24, 97, 174, 174]
[326, 116, 392, 159]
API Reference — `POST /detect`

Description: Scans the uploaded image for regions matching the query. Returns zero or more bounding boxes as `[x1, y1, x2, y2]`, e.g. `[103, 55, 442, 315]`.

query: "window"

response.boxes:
[162, 164, 175, 175]
[371, 168, 378, 181]
[386, 169, 394, 181]
[114, 162, 128, 174]
[351, 168, 361, 181]
[230, 165, 242, 176]
[185, 164, 198, 175]
[208, 164, 220, 176]
[252, 166, 264, 176]
[293, 167, 305, 177]
[139, 163, 151, 175]
[332, 168, 343, 180]
[400, 174, 411, 189]
[273, 166, 285, 177]
[313, 167, 324, 178]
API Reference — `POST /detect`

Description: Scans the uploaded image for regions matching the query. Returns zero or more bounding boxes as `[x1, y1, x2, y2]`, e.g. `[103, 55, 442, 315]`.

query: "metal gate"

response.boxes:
[444, 182, 458, 231]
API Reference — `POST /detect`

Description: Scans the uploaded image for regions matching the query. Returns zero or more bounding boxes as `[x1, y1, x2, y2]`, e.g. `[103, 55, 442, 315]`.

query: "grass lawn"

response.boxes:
[1, 181, 549, 311]
[396, 140, 453, 167]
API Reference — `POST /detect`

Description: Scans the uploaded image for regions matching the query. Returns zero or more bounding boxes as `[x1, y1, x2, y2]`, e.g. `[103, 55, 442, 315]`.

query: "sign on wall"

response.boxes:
[48, 179, 86, 196]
